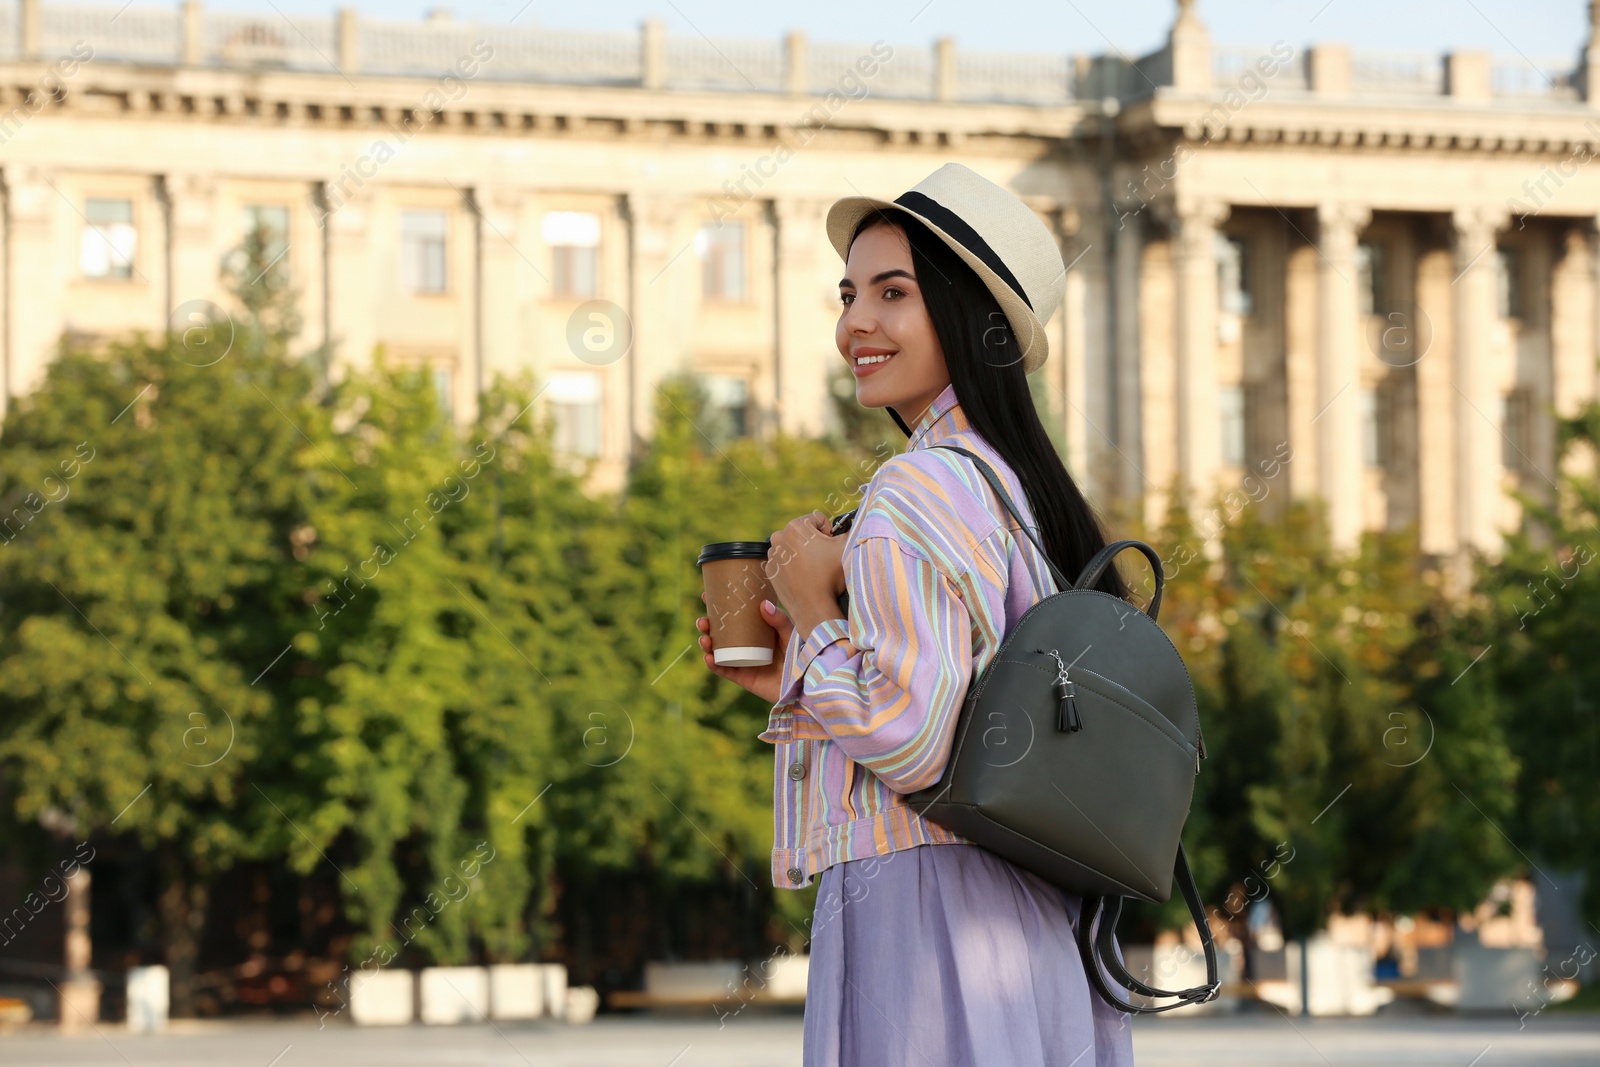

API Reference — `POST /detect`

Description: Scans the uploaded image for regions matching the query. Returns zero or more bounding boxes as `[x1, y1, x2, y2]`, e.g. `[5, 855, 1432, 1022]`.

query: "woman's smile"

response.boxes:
[851, 345, 898, 376]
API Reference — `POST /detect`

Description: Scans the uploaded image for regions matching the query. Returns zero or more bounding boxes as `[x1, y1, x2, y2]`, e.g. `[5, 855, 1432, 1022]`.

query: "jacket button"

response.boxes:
[787, 867, 804, 885]
[787, 761, 805, 781]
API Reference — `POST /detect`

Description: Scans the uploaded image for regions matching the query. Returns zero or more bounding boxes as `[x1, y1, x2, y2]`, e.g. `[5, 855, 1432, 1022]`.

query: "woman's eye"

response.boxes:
[883, 286, 904, 300]
[839, 292, 855, 306]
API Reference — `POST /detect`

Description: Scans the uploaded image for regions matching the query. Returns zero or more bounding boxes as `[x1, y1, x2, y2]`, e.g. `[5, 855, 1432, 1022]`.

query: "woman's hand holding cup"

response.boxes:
[696, 593, 794, 704]
[695, 511, 844, 704]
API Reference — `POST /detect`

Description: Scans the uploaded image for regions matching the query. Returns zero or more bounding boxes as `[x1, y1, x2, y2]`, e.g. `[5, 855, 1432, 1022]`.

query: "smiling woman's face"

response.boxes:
[836, 220, 949, 427]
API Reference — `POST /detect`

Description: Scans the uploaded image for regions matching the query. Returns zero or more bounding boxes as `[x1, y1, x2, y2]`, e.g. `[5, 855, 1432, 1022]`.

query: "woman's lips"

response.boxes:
[851, 349, 896, 377]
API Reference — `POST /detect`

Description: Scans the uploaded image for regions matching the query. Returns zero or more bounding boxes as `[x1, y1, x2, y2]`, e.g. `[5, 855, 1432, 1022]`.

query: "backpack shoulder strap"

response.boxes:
[926, 444, 1071, 592]
[1077, 844, 1221, 1013]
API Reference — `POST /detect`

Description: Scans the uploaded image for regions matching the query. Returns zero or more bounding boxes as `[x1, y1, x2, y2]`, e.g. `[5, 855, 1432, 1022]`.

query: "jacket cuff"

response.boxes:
[756, 617, 852, 744]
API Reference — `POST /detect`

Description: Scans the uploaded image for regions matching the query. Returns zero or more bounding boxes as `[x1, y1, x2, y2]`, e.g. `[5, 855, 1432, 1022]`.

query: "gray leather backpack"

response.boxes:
[903, 444, 1220, 1013]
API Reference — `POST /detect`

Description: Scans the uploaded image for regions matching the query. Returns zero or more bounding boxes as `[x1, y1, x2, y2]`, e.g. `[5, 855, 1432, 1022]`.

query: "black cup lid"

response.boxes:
[697, 540, 771, 566]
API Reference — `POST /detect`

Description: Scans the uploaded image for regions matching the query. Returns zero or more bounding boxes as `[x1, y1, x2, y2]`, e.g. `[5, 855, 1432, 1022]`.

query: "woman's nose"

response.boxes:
[842, 302, 875, 335]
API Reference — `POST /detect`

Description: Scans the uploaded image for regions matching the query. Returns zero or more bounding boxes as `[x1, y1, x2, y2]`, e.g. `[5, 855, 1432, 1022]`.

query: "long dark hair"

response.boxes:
[851, 210, 1128, 601]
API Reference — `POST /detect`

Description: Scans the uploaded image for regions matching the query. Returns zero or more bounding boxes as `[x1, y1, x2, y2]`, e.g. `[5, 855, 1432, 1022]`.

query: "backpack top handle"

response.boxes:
[1072, 539, 1165, 621]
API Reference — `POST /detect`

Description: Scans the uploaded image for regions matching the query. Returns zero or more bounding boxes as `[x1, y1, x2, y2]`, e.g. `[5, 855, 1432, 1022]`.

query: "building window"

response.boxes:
[1218, 383, 1246, 467]
[244, 205, 290, 254]
[704, 374, 750, 441]
[242, 204, 291, 284]
[1357, 240, 1386, 317]
[1500, 388, 1531, 471]
[1216, 234, 1252, 317]
[547, 371, 602, 458]
[544, 211, 600, 298]
[1496, 246, 1523, 320]
[432, 366, 454, 418]
[81, 198, 136, 280]
[697, 221, 746, 301]
[1360, 385, 1393, 469]
[400, 209, 448, 294]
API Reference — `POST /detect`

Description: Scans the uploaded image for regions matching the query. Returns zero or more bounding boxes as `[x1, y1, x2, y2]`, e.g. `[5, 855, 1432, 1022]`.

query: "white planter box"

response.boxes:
[125, 966, 169, 1033]
[420, 966, 489, 1025]
[763, 954, 810, 1001]
[348, 969, 414, 1026]
[540, 963, 568, 1020]
[1305, 936, 1392, 1016]
[488, 964, 544, 1020]
[565, 985, 599, 1024]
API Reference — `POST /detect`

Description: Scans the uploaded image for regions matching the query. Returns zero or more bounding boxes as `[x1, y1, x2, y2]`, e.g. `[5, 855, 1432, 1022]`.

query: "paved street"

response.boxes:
[1, 1012, 1596, 1066]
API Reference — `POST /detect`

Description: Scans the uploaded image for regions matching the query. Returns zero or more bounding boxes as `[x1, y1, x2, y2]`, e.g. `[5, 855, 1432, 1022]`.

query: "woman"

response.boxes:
[695, 163, 1136, 1065]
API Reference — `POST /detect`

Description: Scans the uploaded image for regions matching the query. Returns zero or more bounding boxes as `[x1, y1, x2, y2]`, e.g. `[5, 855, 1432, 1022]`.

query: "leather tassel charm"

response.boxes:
[1035, 649, 1082, 733]
[1055, 676, 1081, 732]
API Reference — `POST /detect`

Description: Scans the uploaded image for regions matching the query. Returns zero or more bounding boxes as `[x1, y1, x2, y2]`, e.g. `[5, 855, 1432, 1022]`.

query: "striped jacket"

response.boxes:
[758, 381, 1061, 889]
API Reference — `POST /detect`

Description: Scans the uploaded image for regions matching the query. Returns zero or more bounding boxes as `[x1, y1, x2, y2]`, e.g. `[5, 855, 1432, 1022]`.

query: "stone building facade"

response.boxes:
[3, 0, 1599, 563]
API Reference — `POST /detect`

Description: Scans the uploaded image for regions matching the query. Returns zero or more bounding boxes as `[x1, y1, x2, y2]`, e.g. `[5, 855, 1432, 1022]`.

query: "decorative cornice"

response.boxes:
[1135, 87, 1600, 159]
[0, 58, 1092, 157]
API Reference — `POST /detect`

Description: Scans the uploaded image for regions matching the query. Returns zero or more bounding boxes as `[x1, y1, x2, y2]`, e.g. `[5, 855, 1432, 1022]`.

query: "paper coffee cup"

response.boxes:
[696, 540, 778, 667]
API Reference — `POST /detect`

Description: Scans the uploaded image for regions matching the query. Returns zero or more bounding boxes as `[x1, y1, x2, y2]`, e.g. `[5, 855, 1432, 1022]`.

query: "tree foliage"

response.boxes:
[1128, 480, 1518, 940]
[1468, 405, 1600, 930]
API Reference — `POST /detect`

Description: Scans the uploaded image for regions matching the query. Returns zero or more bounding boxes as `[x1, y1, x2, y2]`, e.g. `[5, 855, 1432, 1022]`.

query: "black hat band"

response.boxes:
[892, 190, 1034, 312]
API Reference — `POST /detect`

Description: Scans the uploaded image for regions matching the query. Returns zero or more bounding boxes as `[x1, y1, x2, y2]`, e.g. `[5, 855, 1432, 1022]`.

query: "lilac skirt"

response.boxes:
[802, 842, 1136, 1067]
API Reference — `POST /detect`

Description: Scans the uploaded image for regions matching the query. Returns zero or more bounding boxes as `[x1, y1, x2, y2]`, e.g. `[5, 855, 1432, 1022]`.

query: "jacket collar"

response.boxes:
[905, 382, 969, 452]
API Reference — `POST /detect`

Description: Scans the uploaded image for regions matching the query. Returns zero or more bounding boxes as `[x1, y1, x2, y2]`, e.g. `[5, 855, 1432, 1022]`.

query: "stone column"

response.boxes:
[1138, 231, 1178, 527]
[1112, 206, 1145, 505]
[1307, 45, 1352, 95]
[772, 197, 831, 439]
[640, 20, 666, 91]
[337, 8, 360, 74]
[1168, 0, 1211, 91]
[165, 173, 218, 320]
[1414, 244, 1459, 556]
[320, 193, 374, 373]
[784, 31, 807, 96]
[1315, 202, 1371, 552]
[20, 0, 40, 60]
[1284, 229, 1322, 504]
[622, 192, 692, 452]
[475, 186, 524, 390]
[1548, 228, 1587, 479]
[1452, 207, 1508, 557]
[5, 168, 65, 403]
[934, 38, 956, 101]
[1057, 207, 1093, 490]
[1445, 51, 1491, 100]
[1173, 196, 1228, 510]
[182, 1, 204, 66]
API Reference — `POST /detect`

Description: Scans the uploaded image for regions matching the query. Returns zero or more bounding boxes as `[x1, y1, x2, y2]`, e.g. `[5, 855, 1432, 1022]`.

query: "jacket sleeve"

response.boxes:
[763, 528, 974, 795]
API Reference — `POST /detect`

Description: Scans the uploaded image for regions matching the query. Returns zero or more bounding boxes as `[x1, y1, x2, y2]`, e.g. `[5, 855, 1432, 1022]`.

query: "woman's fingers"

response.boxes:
[758, 601, 790, 643]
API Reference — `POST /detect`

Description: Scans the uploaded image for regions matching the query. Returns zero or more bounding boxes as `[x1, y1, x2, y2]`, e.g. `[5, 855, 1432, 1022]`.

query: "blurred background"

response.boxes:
[0, 0, 1598, 1063]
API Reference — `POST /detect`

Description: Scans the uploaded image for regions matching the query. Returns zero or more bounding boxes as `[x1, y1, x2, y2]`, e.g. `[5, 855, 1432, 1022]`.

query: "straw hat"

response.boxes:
[825, 162, 1065, 375]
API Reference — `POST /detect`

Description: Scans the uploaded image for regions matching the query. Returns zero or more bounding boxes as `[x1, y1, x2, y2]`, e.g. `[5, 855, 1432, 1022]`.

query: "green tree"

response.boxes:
[0, 319, 324, 1011]
[1471, 402, 1600, 930]
[1125, 484, 1518, 941]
